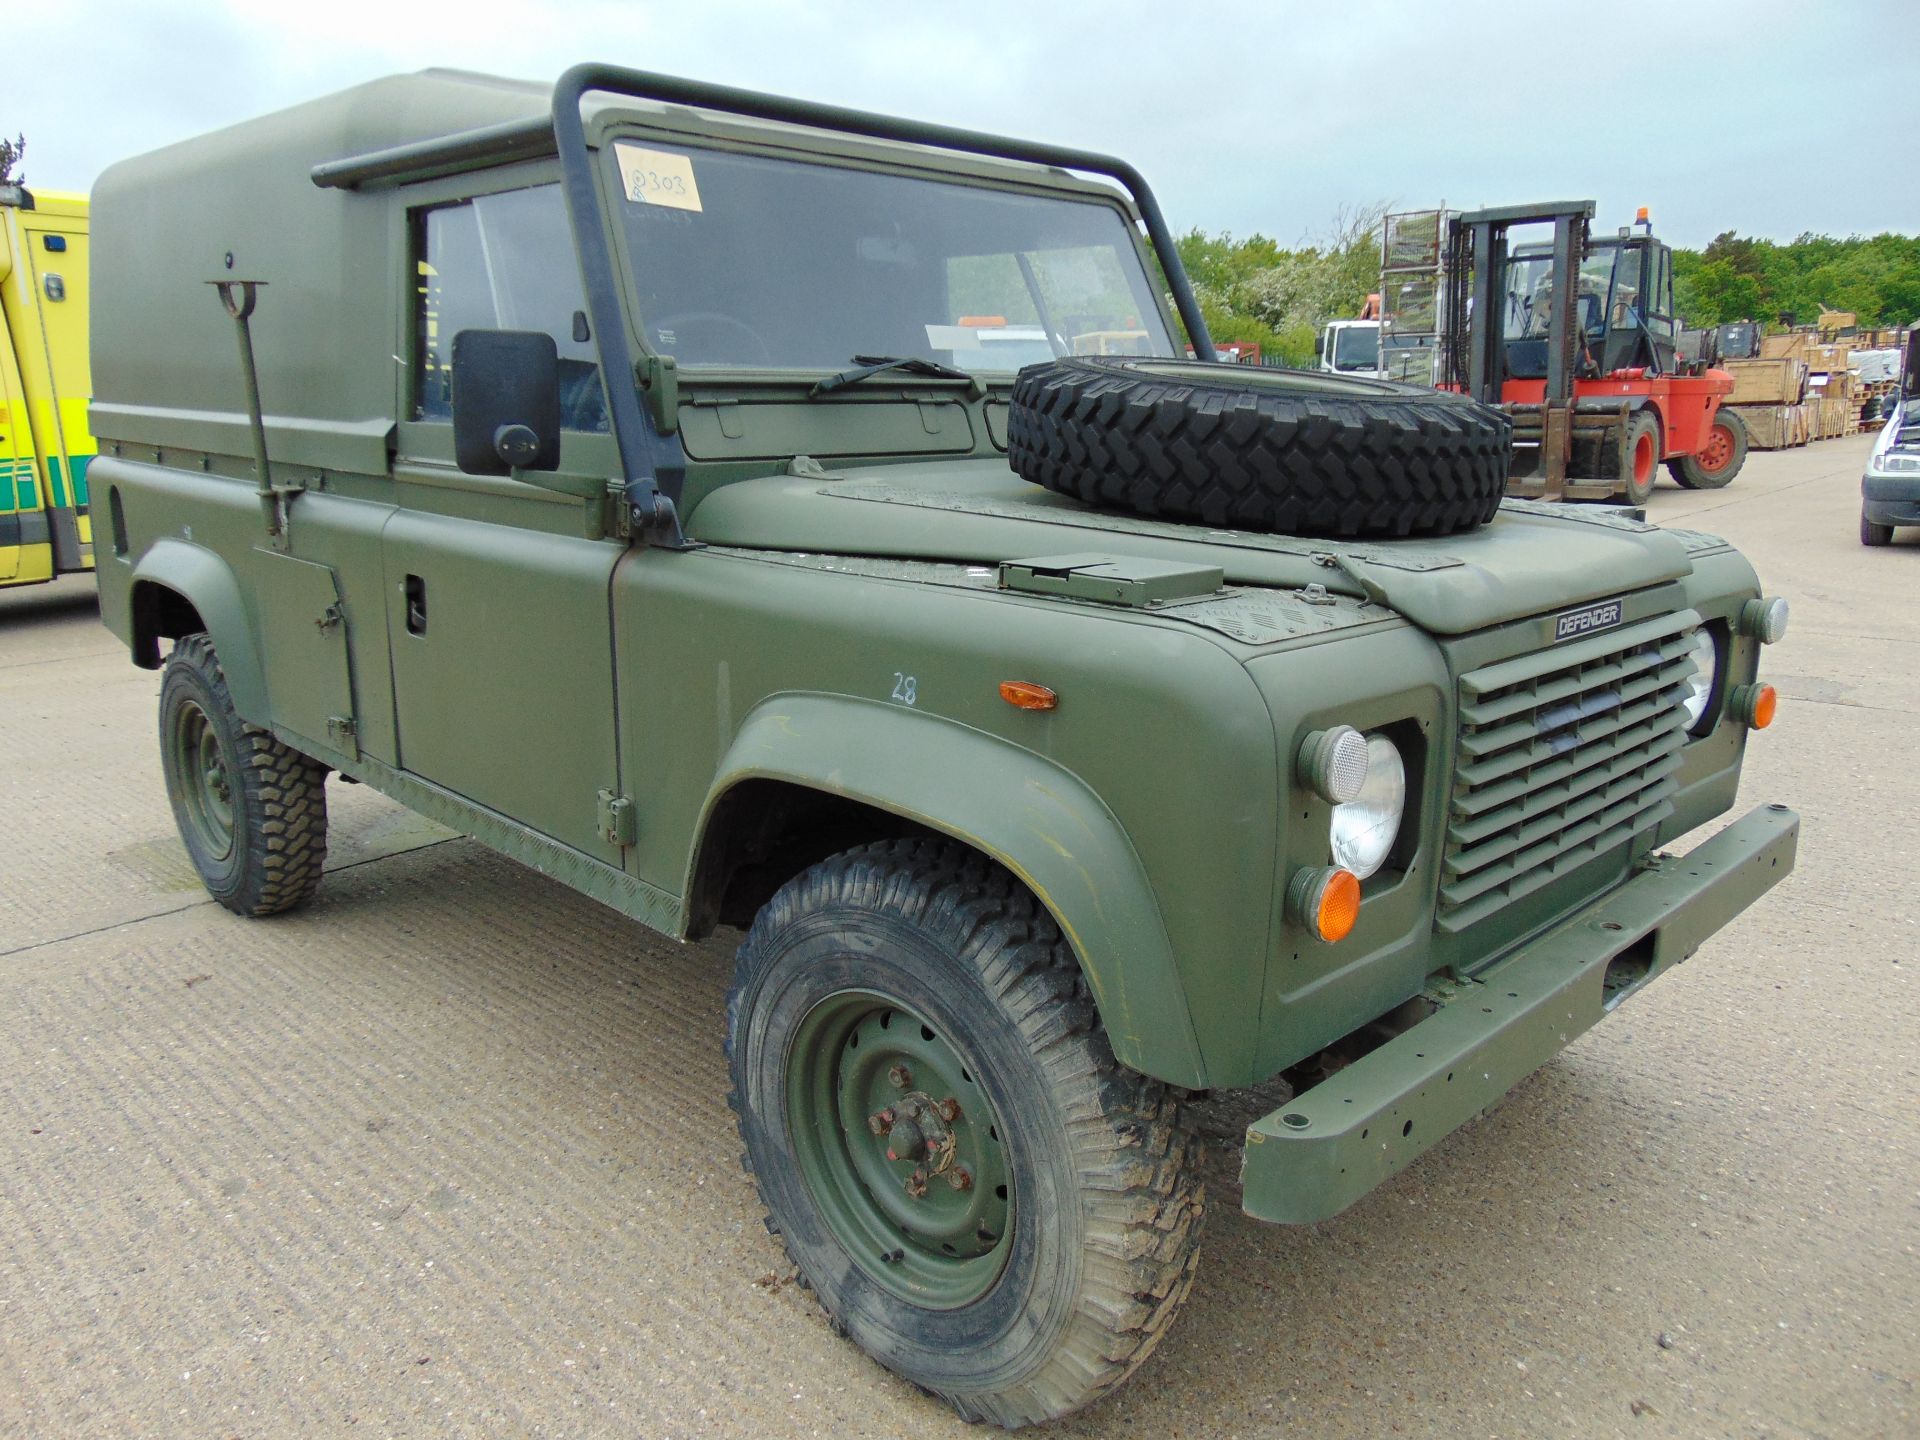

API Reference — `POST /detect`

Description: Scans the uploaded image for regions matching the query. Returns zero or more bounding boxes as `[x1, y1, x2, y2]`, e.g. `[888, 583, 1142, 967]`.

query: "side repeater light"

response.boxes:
[1289, 866, 1361, 944]
[999, 680, 1058, 711]
[1297, 725, 1370, 804]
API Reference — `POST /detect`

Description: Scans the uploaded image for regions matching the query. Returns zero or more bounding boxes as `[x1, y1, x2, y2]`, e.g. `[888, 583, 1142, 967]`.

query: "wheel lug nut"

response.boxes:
[946, 1165, 972, 1191]
[904, 1168, 928, 1199]
[888, 1064, 913, 1089]
[936, 1097, 962, 1124]
[866, 1107, 895, 1136]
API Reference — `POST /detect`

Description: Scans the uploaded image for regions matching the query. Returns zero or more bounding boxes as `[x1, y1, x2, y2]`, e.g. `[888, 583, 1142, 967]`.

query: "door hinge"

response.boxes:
[326, 713, 359, 757]
[597, 788, 636, 847]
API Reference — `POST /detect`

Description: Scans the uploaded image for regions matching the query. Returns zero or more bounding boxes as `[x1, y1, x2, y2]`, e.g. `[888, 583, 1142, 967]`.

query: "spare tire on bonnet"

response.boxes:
[1007, 356, 1512, 539]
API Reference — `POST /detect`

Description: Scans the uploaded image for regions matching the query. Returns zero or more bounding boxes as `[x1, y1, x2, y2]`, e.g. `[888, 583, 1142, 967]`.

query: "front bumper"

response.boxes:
[1863, 471, 1920, 526]
[1241, 803, 1799, 1223]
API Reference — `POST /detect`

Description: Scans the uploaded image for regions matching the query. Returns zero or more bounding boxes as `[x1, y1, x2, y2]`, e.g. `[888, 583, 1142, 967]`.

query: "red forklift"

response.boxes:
[1444, 201, 1746, 503]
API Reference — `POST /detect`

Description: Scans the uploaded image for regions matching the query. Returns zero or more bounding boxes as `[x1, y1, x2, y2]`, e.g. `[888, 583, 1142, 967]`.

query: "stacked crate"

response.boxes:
[1723, 333, 1867, 446]
[1722, 351, 1811, 449]
[1802, 344, 1860, 439]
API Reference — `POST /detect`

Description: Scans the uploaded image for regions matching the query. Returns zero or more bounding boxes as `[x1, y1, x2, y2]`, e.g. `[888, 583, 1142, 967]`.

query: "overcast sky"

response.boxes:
[10, 0, 1917, 251]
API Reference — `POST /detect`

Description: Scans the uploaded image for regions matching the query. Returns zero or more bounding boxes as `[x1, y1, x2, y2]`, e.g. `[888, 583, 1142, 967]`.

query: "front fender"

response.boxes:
[130, 539, 268, 721]
[701, 694, 1209, 1088]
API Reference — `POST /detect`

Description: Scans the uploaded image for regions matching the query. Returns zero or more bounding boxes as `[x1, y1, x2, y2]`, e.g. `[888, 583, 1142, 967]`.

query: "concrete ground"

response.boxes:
[1, 433, 1912, 1439]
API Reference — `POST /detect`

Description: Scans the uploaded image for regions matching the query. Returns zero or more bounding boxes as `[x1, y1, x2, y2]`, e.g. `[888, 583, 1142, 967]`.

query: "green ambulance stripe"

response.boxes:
[0, 458, 89, 512]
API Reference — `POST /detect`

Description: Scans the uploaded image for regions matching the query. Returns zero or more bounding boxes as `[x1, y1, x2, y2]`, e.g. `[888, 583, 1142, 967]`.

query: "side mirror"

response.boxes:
[1313, 335, 1325, 358]
[451, 329, 562, 476]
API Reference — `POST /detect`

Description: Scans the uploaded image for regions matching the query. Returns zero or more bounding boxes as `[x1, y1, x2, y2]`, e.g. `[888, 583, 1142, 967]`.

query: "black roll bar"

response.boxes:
[548, 64, 1216, 543]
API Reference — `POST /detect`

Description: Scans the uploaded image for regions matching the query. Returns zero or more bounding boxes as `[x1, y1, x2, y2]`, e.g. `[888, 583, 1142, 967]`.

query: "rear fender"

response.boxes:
[699, 694, 1209, 1088]
[130, 539, 267, 721]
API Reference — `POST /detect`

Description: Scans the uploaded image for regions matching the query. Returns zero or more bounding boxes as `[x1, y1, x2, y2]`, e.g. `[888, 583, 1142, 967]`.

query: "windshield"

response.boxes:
[1330, 325, 1380, 370]
[1505, 248, 1618, 339]
[607, 139, 1174, 372]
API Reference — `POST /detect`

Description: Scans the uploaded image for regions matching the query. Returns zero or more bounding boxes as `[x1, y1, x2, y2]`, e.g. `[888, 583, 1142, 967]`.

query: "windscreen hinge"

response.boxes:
[636, 353, 679, 433]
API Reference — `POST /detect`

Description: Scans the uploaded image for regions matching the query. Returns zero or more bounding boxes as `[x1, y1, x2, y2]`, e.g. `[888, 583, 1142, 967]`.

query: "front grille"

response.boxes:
[1438, 609, 1701, 933]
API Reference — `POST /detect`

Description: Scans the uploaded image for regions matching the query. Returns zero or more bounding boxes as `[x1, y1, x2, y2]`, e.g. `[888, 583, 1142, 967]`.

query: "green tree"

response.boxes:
[1677, 258, 1764, 326]
[0, 134, 23, 186]
[1170, 203, 1389, 367]
[1674, 228, 1920, 328]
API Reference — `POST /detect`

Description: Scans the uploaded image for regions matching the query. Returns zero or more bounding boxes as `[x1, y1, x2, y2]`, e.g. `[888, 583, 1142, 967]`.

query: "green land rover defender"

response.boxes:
[89, 65, 1799, 1426]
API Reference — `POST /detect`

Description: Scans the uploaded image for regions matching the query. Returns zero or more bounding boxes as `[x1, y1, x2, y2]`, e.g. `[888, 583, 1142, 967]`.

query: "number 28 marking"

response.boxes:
[891, 673, 918, 707]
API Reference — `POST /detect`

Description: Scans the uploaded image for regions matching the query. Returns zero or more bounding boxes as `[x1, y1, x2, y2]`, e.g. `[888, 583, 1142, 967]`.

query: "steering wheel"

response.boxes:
[651, 311, 774, 366]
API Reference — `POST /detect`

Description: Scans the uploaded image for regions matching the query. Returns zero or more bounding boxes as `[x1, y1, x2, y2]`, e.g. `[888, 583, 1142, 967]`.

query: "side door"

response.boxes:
[17, 207, 94, 574]
[385, 176, 629, 864]
[0, 268, 30, 583]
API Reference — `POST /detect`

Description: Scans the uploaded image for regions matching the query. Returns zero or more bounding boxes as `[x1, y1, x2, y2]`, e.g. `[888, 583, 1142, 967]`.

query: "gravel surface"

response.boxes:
[1, 433, 1913, 1438]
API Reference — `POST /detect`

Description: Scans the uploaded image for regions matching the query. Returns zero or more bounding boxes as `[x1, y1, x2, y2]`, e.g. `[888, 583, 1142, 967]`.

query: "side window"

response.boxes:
[1639, 247, 1674, 343]
[414, 184, 607, 432]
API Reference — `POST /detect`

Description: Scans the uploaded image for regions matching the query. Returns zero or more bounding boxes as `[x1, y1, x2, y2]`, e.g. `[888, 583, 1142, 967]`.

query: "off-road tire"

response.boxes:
[1620, 410, 1661, 505]
[726, 839, 1203, 1427]
[159, 633, 329, 916]
[1861, 511, 1894, 546]
[1007, 355, 1511, 538]
[1670, 407, 1748, 490]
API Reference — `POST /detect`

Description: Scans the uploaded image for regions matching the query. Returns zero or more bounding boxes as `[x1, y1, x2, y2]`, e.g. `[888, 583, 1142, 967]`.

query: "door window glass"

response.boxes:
[414, 185, 606, 431]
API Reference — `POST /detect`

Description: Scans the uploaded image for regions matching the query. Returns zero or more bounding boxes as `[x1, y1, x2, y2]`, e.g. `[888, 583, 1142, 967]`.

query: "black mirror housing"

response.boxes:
[451, 330, 562, 475]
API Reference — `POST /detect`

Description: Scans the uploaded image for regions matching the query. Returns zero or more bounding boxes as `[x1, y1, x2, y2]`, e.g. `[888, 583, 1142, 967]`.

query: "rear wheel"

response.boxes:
[727, 839, 1203, 1426]
[1671, 407, 1748, 490]
[1862, 510, 1894, 546]
[1621, 411, 1660, 504]
[159, 634, 329, 916]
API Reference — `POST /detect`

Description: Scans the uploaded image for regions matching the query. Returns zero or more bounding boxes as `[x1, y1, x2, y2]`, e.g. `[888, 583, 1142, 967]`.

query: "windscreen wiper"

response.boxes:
[810, 354, 981, 398]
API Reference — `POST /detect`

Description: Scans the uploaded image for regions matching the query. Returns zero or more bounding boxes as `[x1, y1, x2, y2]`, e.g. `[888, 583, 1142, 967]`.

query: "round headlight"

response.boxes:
[1680, 629, 1718, 730]
[1329, 734, 1405, 880]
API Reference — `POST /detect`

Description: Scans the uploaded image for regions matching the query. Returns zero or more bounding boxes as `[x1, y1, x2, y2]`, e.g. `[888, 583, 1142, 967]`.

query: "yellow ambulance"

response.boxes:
[1, 184, 94, 588]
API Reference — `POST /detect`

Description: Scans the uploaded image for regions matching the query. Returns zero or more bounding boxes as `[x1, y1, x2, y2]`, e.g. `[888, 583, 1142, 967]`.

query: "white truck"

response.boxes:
[1317, 318, 1435, 383]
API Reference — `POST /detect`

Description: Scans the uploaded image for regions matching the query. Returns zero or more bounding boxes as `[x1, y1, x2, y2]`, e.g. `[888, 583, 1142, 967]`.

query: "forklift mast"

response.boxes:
[1445, 201, 1593, 497]
[1445, 201, 1593, 405]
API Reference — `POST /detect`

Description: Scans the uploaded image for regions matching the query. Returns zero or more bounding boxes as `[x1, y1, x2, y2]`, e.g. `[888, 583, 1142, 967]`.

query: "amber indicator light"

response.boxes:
[1317, 869, 1362, 943]
[1750, 683, 1777, 730]
[999, 681, 1058, 711]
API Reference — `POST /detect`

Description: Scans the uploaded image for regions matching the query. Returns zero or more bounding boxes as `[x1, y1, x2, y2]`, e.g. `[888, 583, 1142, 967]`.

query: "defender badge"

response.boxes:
[1554, 598, 1624, 642]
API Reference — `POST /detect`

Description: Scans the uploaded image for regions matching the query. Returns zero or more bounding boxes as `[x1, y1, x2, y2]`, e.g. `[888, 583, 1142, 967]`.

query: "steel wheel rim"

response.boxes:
[787, 989, 1014, 1308]
[171, 699, 235, 862]
[1699, 423, 1735, 473]
[1633, 431, 1656, 485]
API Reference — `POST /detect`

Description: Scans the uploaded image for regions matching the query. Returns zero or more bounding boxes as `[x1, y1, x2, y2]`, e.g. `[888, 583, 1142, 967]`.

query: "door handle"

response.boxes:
[404, 574, 427, 635]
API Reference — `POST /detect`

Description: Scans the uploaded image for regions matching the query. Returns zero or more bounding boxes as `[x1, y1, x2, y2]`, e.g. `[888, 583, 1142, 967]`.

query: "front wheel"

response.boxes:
[1862, 510, 1894, 546]
[727, 840, 1204, 1427]
[1621, 411, 1661, 505]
